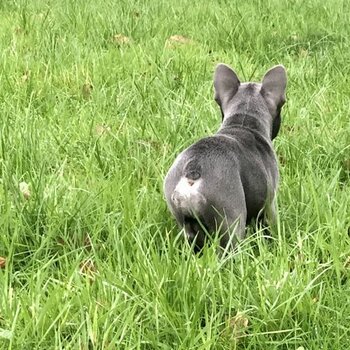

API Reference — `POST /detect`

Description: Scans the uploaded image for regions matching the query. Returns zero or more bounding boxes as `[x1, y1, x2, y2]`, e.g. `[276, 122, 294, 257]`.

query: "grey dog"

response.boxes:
[164, 63, 287, 251]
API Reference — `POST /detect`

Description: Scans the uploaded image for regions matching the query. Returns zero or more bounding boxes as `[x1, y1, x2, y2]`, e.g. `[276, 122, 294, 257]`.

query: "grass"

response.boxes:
[0, 0, 350, 348]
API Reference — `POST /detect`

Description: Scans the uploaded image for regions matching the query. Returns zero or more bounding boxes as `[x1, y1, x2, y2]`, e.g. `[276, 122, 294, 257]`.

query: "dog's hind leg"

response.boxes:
[264, 198, 277, 225]
[183, 217, 207, 253]
[257, 197, 277, 240]
[213, 209, 247, 251]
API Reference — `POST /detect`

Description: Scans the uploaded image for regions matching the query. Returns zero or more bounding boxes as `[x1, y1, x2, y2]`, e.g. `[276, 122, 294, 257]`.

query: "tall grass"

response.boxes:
[0, 0, 349, 348]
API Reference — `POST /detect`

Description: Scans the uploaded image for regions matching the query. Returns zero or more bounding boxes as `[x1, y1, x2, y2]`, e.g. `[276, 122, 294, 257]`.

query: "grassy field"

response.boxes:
[0, 0, 350, 348]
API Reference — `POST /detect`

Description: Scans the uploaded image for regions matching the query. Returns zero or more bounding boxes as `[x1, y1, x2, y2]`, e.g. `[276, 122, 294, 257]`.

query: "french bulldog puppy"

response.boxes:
[164, 64, 287, 251]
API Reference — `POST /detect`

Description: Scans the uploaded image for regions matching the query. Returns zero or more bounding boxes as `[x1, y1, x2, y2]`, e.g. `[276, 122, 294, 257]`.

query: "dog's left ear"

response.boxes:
[261, 65, 287, 117]
[214, 64, 240, 118]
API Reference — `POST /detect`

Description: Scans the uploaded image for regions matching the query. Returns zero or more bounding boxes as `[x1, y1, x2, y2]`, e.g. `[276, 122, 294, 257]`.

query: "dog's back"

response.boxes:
[164, 64, 287, 251]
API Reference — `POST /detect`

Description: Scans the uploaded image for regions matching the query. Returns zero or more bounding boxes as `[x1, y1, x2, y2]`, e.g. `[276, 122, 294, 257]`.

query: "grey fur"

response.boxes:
[164, 64, 287, 251]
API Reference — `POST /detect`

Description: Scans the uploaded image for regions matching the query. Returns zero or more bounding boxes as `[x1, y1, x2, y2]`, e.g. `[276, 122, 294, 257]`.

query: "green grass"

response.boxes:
[0, 0, 350, 348]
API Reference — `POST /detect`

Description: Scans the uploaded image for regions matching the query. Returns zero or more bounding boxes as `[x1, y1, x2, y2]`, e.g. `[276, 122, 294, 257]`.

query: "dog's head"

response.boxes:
[214, 64, 287, 140]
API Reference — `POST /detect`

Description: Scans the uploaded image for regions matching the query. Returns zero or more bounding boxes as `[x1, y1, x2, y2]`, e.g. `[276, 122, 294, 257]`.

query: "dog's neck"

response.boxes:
[218, 113, 271, 139]
[217, 84, 273, 139]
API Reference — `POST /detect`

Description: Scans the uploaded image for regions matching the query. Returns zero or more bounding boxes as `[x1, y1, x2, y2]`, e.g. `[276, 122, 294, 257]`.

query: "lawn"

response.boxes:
[0, 0, 350, 348]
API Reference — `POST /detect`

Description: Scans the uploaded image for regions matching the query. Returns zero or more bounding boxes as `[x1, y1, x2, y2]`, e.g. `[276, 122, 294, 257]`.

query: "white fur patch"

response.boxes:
[172, 177, 206, 212]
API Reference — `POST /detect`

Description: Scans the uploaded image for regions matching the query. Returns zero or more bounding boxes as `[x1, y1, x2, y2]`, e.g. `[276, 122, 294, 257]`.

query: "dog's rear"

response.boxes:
[164, 63, 287, 251]
[164, 138, 247, 250]
[171, 172, 208, 250]
[164, 154, 208, 250]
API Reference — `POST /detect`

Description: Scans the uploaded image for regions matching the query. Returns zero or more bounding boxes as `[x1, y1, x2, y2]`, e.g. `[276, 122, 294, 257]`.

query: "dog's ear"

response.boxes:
[261, 65, 287, 117]
[214, 64, 240, 116]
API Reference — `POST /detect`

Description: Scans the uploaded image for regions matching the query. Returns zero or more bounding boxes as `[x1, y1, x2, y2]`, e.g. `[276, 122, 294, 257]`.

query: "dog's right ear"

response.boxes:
[214, 64, 240, 117]
[261, 65, 287, 116]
